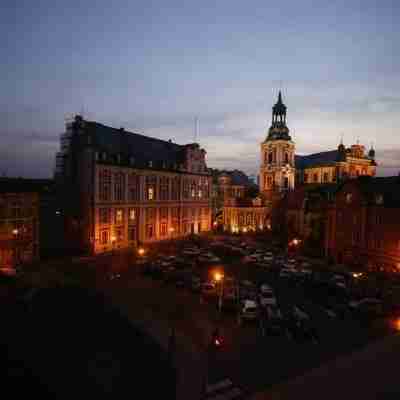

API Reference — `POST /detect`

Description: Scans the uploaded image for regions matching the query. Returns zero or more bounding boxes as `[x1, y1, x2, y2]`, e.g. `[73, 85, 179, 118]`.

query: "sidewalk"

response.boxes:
[252, 333, 400, 400]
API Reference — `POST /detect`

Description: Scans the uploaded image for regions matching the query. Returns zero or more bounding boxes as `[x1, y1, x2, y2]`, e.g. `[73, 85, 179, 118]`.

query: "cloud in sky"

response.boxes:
[1, 0, 399, 178]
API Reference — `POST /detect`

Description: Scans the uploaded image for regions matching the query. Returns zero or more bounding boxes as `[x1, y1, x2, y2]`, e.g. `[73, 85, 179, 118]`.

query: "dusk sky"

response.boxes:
[2, 0, 399, 178]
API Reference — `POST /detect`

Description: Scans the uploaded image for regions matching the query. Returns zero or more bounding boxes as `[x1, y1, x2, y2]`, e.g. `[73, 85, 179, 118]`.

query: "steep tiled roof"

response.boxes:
[85, 120, 187, 167]
[295, 150, 341, 169]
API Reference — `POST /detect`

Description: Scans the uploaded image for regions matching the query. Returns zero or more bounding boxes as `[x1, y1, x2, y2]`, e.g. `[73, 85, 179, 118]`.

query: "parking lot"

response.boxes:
[100, 234, 400, 397]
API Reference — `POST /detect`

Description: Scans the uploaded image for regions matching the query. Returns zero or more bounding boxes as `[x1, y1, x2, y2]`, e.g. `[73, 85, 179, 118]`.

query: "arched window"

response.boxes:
[284, 153, 289, 164]
[268, 152, 273, 164]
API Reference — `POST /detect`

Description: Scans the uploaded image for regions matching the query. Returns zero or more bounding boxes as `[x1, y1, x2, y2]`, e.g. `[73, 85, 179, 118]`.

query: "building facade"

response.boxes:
[325, 176, 400, 272]
[0, 179, 45, 270]
[295, 143, 376, 185]
[55, 115, 212, 254]
[260, 92, 296, 197]
[223, 197, 270, 233]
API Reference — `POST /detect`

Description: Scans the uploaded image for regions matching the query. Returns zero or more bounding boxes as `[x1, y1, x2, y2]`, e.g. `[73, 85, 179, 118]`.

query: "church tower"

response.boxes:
[260, 91, 295, 198]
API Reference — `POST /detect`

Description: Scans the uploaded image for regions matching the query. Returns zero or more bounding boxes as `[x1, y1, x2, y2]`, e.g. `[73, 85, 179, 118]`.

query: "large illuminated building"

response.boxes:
[55, 115, 212, 254]
[260, 92, 376, 198]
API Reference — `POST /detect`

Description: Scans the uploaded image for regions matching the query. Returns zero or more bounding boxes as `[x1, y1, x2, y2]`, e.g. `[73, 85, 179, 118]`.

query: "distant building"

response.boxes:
[259, 92, 377, 197]
[325, 176, 400, 272]
[260, 91, 296, 198]
[296, 142, 376, 185]
[55, 115, 212, 254]
[0, 178, 54, 270]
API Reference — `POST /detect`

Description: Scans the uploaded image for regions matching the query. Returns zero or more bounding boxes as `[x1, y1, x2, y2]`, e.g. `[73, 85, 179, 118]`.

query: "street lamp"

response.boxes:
[12, 229, 19, 268]
[214, 271, 224, 313]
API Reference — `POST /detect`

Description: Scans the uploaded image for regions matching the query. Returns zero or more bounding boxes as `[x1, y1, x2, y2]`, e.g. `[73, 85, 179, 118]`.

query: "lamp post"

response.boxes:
[12, 228, 19, 269]
[214, 271, 224, 314]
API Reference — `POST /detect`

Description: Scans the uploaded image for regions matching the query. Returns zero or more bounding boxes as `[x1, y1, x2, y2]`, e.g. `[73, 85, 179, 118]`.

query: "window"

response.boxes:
[128, 174, 140, 201]
[160, 207, 168, 220]
[129, 208, 136, 222]
[99, 170, 112, 201]
[246, 213, 252, 225]
[146, 176, 156, 200]
[115, 209, 123, 224]
[99, 208, 111, 224]
[267, 176, 272, 188]
[191, 181, 196, 198]
[160, 222, 167, 236]
[346, 193, 353, 204]
[148, 161, 153, 168]
[375, 194, 384, 205]
[146, 208, 156, 223]
[160, 177, 169, 201]
[129, 156, 135, 166]
[304, 173, 308, 183]
[171, 177, 180, 200]
[95, 152, 99, 161]
[114, 172, 125, 201]
[183, 179, 190, 199]
[284, 153, 289, 164]
[268, 152, 273, 164]
[198, 189, 202, 198]
[146, 225, 154, 239]
[313, 173, 318, 183]
[116, 227, 123, 242]
[171, 207, 179, 219]
[101, 230, 109, 245]
[272, 148, 277, 163]
[323, 172, 329, 182]
[128, 226, 136, 242]
[284, 177, 289, 189]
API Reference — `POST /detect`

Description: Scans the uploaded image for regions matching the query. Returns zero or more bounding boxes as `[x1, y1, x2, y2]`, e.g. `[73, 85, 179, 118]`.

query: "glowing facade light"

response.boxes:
[138, 247, 145, 256]
[169, 227, 175, 233]
[12, 229, 19, 236]
[242, 227, 248, 233]
[214, 272, 224, 282]
[111, 235, 116, 242]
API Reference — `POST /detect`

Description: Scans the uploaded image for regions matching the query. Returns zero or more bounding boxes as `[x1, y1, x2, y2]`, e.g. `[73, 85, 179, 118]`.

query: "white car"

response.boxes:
[241, 300, 259, 320]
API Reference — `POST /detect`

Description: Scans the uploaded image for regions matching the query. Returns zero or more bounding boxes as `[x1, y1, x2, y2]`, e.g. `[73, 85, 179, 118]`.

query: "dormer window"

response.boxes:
[346, 193, 353, 204]
[102, 152, 107, 161]
[148, 161, 153, 168]
[116, 154, 121, 164]
[94, 152, 99, 161]
[375, 194, 384, 205]
[129, 156, 135, 166]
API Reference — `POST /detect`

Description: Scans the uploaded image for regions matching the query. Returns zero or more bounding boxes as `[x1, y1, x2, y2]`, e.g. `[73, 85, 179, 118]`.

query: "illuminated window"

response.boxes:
[115, 209, 123, 224]
[148, 187, 154, 200]
[323, 172, 329, 182]
[101, 230, 109, 244]
[346, 193, 353, 204]
[146, 176, 156, 200]
[198, 189, 202, 198]
[116, 227, 123, 241]
[160, 223, 167, 236]
[313, 173, 318, 183]
[129, 208, 135, 221]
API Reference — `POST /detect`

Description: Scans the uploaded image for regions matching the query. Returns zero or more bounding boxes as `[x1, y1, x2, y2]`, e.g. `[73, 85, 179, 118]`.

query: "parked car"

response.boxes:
[240, 300, 259, 321]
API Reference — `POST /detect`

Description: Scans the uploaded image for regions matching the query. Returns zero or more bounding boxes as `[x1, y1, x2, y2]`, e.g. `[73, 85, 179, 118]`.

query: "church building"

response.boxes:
[260, 92, 377, 196]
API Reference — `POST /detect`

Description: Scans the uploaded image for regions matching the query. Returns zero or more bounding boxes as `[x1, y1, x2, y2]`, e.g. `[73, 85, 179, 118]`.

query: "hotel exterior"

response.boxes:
[55, 115, 212, 254]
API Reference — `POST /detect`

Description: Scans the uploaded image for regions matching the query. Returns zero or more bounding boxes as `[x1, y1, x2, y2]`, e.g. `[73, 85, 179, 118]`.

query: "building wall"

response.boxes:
[260, 139, 295, 195]
[325, 181, 400, 272]
[93, 164, 211, 254]
[222, 206, 270, 233]
[0, 192, 39, 269]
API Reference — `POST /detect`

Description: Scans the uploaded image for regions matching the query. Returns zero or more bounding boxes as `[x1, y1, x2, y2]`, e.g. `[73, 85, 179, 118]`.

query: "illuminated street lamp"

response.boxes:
[242, 227, 248, 233]
[214, 271, 224, 313]
[12, 228, 19, 268]
[138, 247, 145, 257]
